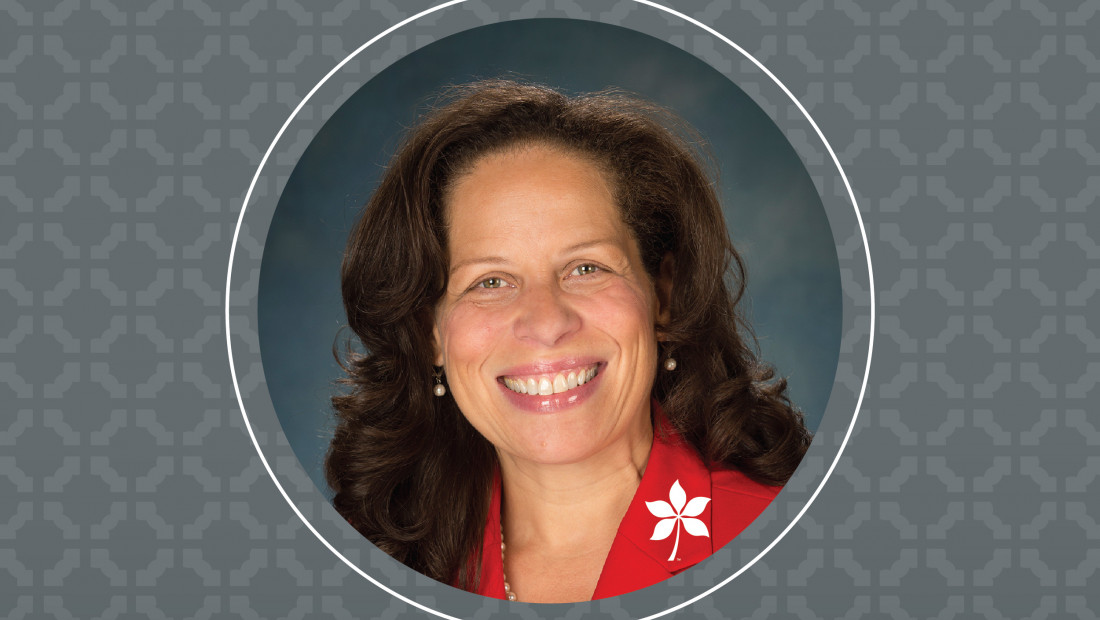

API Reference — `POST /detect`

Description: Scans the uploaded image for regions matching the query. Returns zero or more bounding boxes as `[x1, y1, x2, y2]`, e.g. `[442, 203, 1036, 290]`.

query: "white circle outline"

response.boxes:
[224, 2, 876, 619]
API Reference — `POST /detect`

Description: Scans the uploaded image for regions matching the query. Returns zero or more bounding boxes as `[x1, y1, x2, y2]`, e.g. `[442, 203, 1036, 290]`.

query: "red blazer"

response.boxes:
[474, 420, 780, 600]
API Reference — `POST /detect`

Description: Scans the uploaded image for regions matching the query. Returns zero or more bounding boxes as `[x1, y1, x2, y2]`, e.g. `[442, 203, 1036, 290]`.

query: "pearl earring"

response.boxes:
[663, 357, 677, 371]
[433, 368, 447, 397]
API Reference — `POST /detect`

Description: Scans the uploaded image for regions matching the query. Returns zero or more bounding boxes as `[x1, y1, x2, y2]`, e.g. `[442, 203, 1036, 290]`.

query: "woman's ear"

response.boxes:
[655, 252, 675, 338]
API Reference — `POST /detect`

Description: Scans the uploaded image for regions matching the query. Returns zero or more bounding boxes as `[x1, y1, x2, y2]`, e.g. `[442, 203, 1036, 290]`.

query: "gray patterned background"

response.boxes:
[3, 1, 1096, 619]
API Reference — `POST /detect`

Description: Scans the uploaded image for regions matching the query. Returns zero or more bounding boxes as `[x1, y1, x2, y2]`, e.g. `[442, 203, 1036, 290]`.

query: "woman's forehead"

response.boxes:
[445, 141, 614, 204]
[444, 146, 635, 269]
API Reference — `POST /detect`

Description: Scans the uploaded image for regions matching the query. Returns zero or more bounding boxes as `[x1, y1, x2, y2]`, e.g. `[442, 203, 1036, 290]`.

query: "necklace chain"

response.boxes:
[500, 524, 517, 601]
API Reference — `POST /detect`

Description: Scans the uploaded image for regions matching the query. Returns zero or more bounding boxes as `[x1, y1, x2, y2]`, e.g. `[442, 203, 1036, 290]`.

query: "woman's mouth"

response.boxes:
[500, 364, 600, 396]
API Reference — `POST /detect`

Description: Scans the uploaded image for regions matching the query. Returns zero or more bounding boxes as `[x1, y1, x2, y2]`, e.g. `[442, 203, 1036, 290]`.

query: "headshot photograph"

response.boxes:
[258, 18, 842, 603]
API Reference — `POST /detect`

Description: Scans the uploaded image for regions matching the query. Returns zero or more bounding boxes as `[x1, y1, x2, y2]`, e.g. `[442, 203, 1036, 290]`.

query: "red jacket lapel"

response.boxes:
[591, 421, 716, 599]
[473, 415, 780, 601]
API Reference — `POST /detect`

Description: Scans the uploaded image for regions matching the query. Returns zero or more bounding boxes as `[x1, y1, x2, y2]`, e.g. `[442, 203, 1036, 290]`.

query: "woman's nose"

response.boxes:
[512, 284, 581, 347]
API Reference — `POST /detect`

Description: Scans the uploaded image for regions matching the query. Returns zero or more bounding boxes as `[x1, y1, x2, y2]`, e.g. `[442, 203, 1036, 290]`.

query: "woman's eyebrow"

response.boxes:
[564, 238, 617, 253]
[449, 256, 509, 276]
[448, 239, 620, 275]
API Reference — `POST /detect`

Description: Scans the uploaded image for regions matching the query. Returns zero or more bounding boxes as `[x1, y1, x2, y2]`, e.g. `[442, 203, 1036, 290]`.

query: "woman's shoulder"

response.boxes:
[709, 465, 782, 502]
[707, 465, 781, 548]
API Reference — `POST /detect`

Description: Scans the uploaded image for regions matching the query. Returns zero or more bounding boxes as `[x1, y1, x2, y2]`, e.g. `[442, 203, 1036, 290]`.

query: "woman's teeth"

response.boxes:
[503, 366, 598, 396]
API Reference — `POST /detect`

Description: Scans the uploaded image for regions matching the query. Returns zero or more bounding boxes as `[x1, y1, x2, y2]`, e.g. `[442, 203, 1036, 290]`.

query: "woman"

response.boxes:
[327, 80, 811, 603]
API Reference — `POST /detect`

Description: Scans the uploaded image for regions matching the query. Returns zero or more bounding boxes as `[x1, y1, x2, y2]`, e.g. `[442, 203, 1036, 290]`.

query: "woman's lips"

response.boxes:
[496, 361, 604, 413]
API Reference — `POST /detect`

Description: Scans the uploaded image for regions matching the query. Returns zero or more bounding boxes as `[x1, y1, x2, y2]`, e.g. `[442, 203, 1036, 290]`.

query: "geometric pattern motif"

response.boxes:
[4, 1, 1096, 618]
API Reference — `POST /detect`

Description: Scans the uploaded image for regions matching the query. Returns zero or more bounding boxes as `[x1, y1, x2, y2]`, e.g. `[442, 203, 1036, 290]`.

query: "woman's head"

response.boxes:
[434, 143, 667, 467]
[329, 80, 808, 588]
[341, 80, 737, 409]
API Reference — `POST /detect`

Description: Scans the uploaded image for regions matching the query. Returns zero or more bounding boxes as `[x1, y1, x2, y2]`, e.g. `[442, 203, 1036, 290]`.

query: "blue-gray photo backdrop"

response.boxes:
[257, 19, 841, 498]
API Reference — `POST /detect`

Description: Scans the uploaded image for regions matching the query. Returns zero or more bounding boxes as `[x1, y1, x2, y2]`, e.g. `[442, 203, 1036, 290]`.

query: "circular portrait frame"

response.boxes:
[227, 3, 873, 619]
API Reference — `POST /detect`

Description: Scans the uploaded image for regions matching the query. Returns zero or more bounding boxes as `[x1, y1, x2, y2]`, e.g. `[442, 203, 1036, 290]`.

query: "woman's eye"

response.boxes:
[477, 277, 506, 289]
[571, 264, 601, 276]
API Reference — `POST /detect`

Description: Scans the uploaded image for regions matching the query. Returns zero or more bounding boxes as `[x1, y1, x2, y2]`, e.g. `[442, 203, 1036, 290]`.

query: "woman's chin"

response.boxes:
[498, 434, 606, 468]
[494, 413, 641, 469]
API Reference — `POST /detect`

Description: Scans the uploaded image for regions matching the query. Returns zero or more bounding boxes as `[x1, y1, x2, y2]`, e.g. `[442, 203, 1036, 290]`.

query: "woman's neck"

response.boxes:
[497, 421, 653, 555]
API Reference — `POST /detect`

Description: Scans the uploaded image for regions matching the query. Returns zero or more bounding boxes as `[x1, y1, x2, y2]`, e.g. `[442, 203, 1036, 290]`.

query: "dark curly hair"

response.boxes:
[326, 80, 811, 591]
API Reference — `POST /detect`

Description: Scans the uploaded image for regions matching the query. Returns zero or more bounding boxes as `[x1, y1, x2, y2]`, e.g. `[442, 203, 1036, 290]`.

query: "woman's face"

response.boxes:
[434, 144, 669, 467]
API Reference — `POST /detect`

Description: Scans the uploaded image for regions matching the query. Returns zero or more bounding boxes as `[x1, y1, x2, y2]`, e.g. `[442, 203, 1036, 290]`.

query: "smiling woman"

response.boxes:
[327, 80, 812, 602]
[436, 146, 663, 470]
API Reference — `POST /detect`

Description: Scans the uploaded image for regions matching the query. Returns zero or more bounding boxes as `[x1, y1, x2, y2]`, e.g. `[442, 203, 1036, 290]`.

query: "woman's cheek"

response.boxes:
[578, 282, 657, 331]
[441, 302, 506, 362]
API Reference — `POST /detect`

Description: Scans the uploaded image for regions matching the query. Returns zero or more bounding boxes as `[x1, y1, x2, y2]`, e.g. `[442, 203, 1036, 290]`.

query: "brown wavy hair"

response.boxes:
[326, 80, 811, 591]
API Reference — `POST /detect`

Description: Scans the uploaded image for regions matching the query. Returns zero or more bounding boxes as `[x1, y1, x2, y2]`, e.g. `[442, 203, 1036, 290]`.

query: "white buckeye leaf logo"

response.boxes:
[645, 479, 711, 561]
